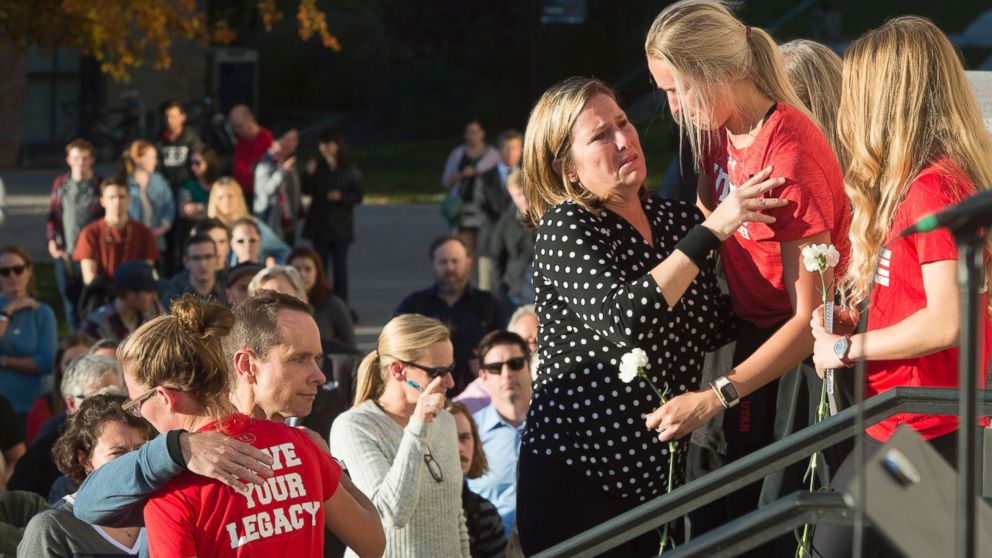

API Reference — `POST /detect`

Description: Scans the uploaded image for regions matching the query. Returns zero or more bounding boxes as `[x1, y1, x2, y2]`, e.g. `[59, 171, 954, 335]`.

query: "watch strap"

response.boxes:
[838, 335, 856, 368]
[710, 375, 740, 409]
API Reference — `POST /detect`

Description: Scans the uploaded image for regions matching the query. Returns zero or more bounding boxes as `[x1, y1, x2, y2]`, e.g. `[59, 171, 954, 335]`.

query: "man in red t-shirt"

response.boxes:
[230, 105, 274, 200]
[73, 178, 159, 286]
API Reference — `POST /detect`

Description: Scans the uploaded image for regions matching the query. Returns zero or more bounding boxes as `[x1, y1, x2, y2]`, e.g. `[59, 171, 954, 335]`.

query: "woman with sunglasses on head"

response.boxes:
[331, 314, 469, 557]
[118, 296, 384, 558]
[0, 245, 57, 434]
[207, 177, 291, 266]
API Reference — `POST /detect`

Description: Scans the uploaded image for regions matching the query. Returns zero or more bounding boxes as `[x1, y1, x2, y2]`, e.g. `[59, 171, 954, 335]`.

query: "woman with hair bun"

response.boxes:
[119, 296, 384, 557]
[331, 314, 469, 557]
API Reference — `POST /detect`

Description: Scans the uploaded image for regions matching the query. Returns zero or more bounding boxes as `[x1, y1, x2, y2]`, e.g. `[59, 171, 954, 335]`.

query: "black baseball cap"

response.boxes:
[114, 261, 158, 292]
[225, 262, 264, 288]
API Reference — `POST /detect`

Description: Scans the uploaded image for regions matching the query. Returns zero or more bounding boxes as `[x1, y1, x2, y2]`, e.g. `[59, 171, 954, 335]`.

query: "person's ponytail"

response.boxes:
[352, 314, 451, 407]
[645, 0, 818, 164]
[745, 27, 818, 126]
[353, 351, 386, 407]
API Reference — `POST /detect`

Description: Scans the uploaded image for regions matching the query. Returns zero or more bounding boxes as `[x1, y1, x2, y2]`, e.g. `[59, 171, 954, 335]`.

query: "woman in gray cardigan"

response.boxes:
[330, 314, 470, 558]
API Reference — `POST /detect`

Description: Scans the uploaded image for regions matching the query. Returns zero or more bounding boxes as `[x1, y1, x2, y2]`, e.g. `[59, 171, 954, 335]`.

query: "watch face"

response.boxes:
[834, 337, 849, 360]
[720, 382, 739, 402]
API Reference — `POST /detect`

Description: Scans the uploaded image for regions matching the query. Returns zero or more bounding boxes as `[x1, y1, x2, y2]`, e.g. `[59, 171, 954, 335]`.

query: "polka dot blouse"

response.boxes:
[524, 195, 735, 501]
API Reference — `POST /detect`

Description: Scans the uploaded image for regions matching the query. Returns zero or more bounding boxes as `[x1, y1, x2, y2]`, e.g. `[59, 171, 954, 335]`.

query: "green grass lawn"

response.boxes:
[34, 263, 69, 338]
[345, 119, 674, 204]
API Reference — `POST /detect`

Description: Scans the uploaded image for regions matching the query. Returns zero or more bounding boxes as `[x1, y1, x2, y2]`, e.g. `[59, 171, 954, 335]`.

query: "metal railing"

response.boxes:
[535, 387, 992, 558]
[665, 492, 852, 558]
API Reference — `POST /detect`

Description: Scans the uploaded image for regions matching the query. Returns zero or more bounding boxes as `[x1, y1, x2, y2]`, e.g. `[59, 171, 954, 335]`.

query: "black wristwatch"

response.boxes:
[833, 335, 855, 368]
[710, 375, 740, 409]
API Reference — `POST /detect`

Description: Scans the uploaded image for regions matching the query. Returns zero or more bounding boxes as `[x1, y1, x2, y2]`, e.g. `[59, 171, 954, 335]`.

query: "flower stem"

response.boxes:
[640, 370, 668, 403]
[640, 367, 679, 553]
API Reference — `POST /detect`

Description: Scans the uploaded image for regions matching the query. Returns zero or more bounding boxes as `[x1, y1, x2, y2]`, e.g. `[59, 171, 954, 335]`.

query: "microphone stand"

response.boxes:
[953, 226, 988, 558]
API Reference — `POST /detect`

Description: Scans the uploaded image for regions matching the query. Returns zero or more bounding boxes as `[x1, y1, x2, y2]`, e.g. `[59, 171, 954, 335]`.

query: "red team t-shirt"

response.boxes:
[144, 415, 342, 557]
[704, 103, 851, 328]
[865, 160, 992, 442]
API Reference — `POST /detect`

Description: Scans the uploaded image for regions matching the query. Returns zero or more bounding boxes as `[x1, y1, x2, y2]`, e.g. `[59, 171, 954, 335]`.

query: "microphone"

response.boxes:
[898, 189, 992, 237]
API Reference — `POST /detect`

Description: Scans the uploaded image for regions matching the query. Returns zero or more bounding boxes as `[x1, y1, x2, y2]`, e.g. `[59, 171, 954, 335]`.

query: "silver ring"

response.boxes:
[655, 426, 666, 433]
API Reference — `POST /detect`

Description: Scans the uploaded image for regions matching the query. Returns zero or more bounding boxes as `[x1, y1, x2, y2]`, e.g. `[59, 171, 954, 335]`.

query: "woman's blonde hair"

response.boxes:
[353, 314, 450, 407]
[780, 39, 847, 172]
[117, 296, 236, 419]
[644, 0, 814, 168]
[207, 177, 250, 226]
[522, 77, 646, 227]
[837, 16, 992, 311]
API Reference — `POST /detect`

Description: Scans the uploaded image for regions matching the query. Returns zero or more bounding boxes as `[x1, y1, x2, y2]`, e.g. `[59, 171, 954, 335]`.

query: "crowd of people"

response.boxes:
[0, 1, 990, 557]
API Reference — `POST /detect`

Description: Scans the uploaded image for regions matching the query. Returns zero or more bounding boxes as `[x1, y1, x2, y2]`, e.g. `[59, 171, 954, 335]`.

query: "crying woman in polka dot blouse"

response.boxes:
[524, 196, 735, 501]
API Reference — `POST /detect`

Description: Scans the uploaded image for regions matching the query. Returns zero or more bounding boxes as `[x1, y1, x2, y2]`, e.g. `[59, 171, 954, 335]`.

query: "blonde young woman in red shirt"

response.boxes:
[642, 0, 851, 539]
[810, 17, 992, 557]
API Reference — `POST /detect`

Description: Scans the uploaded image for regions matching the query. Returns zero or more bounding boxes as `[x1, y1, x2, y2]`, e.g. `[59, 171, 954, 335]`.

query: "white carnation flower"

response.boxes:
[802, 244, 840, 272]
[619, 348, 648, 383]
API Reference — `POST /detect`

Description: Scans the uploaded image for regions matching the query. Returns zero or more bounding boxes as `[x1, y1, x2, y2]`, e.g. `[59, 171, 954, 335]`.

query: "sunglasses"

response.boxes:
[387, 356, 455, 379]
[233, 238, 259, 245]
[481, 356, 528, 374]
[424, 446, 444, 483]
[0, 265, 26, 277]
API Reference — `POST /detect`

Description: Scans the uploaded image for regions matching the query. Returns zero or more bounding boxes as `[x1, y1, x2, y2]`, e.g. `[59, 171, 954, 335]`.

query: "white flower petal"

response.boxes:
[825, 245, 841, 268]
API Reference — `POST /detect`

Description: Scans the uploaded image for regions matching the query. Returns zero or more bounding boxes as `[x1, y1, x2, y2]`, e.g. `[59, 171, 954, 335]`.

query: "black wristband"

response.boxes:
[675, 225, 722, 269]
[166, 429, 188, 470]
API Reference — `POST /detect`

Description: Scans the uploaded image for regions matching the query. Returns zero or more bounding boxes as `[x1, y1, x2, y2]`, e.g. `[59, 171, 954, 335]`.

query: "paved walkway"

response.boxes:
[0, 166, 449, 352]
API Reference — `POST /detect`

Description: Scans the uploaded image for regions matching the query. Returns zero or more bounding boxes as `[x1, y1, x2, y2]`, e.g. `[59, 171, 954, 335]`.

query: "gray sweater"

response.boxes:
[330, 400, 469, 558]
[18, 496, 145, 556]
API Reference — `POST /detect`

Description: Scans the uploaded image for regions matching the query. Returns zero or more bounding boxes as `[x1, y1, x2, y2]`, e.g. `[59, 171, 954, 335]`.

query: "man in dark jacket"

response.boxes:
[395, 235, 508, 396]
[157, 101, 205, 275]
[488, 169, 536, 310]
[156, 101, 204, 191]
[302, 128, 363, 303]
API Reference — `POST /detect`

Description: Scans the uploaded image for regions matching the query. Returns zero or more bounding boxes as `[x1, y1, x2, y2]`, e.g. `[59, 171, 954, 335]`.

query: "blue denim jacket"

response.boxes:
[128, 173, 176, 251]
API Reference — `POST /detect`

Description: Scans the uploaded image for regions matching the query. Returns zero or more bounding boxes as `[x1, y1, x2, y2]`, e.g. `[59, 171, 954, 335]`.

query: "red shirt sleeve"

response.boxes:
[144, 483, 198, 558]
[761, 144, 837, 242]
[900, 172, 967, 265]
[72, 224, 97, 262]
[319, 451, 342, 502]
